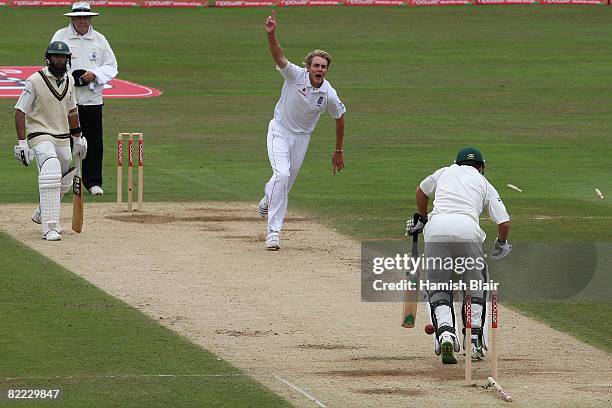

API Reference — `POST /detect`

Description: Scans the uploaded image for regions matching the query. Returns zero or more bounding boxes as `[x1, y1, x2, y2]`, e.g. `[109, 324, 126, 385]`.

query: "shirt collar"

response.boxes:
[68, 22, 93, 39]
[43, 67, 68, 82]
[310, 83, 327, 93]
[306, 76, 327, 92]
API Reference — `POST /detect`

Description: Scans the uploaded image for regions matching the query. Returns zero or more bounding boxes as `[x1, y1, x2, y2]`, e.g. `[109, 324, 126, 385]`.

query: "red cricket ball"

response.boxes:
[424, 324, 435, 335]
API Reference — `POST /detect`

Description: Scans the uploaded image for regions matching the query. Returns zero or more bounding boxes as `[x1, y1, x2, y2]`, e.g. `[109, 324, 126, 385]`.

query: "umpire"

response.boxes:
[51, 2, 118, 195]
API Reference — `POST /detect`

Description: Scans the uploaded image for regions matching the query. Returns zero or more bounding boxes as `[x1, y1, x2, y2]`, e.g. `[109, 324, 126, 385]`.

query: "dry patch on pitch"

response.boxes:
[1, 202, 611, 408]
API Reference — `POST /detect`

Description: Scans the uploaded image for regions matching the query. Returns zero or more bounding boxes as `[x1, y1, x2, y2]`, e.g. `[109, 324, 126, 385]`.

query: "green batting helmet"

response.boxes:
[455, 147, 485, 165]
[45, 41, 71, 57]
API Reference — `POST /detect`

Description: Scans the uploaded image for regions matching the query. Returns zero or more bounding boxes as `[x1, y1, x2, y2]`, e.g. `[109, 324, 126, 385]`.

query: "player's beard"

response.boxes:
[47, 58, 69, 78]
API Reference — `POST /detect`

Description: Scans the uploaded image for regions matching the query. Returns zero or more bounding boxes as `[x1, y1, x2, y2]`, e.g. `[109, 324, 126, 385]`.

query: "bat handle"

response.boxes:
[411, 232, 418, 258]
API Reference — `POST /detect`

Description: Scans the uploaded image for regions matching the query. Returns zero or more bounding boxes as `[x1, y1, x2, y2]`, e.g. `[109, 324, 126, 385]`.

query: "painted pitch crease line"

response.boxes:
[273, 374, 326, 407]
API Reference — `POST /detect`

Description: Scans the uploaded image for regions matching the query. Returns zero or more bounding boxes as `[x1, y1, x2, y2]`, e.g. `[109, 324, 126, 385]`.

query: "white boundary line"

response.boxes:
[3, 373, 246, 380]
[273, 374, 326, 407]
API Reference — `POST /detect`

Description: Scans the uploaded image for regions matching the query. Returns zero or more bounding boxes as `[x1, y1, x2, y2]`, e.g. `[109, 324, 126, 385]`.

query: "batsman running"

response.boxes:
[257, 10, 347, 250]
[13, 41, 87, 241]
[406, 147, 511, 364]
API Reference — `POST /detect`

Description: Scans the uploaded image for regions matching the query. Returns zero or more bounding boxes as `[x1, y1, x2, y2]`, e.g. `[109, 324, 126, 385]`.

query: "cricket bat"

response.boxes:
[401, 233, 419, 328]
[72, 157, 83, 233]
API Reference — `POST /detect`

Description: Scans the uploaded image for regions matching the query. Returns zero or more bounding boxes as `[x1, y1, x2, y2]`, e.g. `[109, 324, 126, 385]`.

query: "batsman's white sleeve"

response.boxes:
[419, 167, 447, 196]
[486, 182, 510, 224]
[68, 81, 77, 111]
[14, 81, 36, 115]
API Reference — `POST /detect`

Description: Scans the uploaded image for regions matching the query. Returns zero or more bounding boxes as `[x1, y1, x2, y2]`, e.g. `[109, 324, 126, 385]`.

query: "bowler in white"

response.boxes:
[258, 10, 346, 251]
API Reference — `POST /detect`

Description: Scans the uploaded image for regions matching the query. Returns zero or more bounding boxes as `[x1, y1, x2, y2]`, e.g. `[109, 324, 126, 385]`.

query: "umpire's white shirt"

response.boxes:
[420, 164, 510, 226]
[274, 62, 345, 136]
[51, 23, 118, 106]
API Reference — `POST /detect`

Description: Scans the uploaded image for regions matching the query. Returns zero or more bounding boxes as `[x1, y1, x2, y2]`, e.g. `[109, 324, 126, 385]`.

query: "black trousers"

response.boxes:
[78, 104, 104, 190]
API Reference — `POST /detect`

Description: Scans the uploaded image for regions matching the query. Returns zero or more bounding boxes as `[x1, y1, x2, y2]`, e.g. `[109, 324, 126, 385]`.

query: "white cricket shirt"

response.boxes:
[273, 62, 346, 136]
[420, 164, 510, 225]
[51, 23, 118, 106]
[15, 67, 77, 147]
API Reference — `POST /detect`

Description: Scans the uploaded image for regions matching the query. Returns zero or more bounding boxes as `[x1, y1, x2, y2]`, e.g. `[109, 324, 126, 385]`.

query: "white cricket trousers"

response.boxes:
[264, 120, 310, 233]
[424, 214, 487, 331]
[33, 141, 72, 174]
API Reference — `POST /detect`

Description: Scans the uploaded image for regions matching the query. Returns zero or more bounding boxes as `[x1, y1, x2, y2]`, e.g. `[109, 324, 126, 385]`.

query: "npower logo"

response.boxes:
[280, 0, 309, 4]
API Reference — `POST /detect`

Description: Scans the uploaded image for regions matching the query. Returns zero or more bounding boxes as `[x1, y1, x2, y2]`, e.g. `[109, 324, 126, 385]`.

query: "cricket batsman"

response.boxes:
[406, 147, 512, 364]
[13, 41, 87, 241]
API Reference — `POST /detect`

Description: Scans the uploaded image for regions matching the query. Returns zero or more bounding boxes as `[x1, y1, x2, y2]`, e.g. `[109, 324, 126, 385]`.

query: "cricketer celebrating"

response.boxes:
[14, 41, 87, 241]
[258, 10, 347, 251]
[406, 147, 512, 364]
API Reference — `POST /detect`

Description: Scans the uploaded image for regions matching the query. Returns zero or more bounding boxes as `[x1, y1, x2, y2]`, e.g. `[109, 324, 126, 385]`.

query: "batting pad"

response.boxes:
[39, 158, 61, 233]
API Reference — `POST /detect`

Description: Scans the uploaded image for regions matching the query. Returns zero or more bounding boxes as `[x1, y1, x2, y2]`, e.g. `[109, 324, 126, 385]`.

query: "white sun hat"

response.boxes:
[64, 2, 99, 17]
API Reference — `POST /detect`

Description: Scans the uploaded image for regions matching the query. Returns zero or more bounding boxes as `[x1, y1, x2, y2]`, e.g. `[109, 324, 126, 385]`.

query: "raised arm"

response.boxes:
[265, 10, 287, 69]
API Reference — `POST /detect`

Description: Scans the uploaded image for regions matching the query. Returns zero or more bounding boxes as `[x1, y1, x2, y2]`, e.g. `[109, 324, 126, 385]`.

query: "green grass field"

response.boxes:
[0, 231, 292, 407]
[0, 5, 611, 406]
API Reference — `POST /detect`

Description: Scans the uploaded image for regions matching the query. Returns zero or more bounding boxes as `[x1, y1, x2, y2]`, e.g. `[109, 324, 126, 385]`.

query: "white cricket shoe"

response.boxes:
[471, 335, 485, 360]
[89, 186, 104, 195]
[44, 229, 62, 241]
[265, 231, 280, 251]
[32, 207, 62, 234]
[258, 197, 268, 218]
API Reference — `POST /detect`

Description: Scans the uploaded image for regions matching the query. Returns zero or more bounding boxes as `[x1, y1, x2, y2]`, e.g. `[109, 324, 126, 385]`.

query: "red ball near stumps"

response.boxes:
[424, 323, 435, 335]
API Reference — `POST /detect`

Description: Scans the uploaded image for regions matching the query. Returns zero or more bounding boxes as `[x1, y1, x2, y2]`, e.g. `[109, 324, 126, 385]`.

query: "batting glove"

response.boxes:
[14, 140, 33, 167]
[406, 213, 428, 236]
[490, 238, 512, 260]
[72, 136, 88, 160]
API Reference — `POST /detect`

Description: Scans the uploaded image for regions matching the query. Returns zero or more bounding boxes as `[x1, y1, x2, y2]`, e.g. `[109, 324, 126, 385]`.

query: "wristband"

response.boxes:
[70, 127, 82, 136]
[335, 149, 344, 153]
[497, 238, 506, 244]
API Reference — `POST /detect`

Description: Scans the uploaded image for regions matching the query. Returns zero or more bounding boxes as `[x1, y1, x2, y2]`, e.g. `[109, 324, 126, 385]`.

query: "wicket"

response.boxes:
[117, 132, 144, 211]
[465, 289, 512, 402]
[465, 291, 472, 385]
